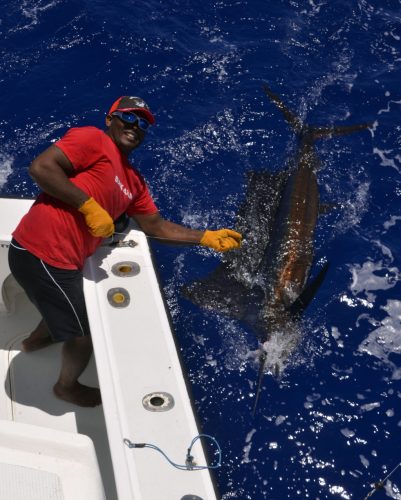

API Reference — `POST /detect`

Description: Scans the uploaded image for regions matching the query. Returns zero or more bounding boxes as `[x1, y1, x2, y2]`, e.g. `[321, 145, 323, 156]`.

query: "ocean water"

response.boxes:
[1, 1, 401, 499]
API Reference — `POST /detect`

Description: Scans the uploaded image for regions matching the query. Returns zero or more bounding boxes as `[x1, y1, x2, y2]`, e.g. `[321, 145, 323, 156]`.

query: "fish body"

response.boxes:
[184, 85, 369, 412]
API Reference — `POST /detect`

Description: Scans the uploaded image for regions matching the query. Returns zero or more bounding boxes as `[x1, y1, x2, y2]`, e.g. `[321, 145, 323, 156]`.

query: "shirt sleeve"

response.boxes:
[126, 171, 158, 216]
[55, 127, 104, 172]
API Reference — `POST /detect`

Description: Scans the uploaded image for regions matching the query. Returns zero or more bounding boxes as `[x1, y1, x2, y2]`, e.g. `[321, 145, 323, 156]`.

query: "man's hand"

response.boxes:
[200, 229, 242, 252]
[78, 197, 115, 238]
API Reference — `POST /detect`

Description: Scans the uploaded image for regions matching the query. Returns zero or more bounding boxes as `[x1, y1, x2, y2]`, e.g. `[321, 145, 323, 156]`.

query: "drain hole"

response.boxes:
[118, 265, 133, 273]
[111, 261, 140, 277]
[107, 288, 130, 308]
[112, 292, 126, 304]
[150, 396, 165, 407]
[142, 392, 174, 412]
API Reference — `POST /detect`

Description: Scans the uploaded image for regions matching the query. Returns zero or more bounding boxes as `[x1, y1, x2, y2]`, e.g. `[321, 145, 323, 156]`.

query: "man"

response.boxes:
[8, 96, 242, 407]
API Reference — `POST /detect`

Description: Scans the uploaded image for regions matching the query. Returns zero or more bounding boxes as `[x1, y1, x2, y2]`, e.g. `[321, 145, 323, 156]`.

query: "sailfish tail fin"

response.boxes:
[262, 83, 371, 141]
[262, 84, 304, 134]
[306, 123, 372, 139]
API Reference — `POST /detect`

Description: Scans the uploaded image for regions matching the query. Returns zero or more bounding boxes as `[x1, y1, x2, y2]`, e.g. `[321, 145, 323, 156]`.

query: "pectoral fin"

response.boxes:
[182, 264, 249, 319]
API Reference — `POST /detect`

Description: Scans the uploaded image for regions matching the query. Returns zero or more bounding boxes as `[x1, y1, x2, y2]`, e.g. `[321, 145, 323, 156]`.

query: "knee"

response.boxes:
[66, 335, 92, 349]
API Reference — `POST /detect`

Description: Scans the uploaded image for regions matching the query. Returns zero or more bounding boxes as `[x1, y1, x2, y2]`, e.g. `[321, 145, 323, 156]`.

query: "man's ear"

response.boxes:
[105, 114, 112, 127]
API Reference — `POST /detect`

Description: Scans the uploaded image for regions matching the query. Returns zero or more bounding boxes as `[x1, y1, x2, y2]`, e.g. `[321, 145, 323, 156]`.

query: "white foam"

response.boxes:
[241, 429, 256, 464]
[335, 181, 370, 234]
[153, 109, 241, 171]
[245, 429, 256, 443]
[0, 154, 13, 189]
[14, 0, 62, 31]
[307, 0, 325, 15]
[384, 215, 401, 231]
[378, 99, 401, 115]
[373, 239, 394, 261]
[350, 260, 400, 296]
[219, 319, 251, 372]
[331, 327, 341, 340]
[259, 324, 301, 376]
[275, 415, 287, 426]
[384, 480, 401, 499]
[358, 300, 401, 379]
[373, 147, 401, 173]
[340, 428, 355, 438]
[360, 402, 381, 412]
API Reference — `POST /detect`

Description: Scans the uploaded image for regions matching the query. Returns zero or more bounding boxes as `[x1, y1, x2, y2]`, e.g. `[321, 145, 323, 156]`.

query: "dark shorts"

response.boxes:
[8, 239, 91, 342]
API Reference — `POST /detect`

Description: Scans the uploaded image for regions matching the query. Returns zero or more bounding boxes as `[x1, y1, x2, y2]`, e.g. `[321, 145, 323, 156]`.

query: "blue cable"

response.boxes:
[123, 434, 222, 471]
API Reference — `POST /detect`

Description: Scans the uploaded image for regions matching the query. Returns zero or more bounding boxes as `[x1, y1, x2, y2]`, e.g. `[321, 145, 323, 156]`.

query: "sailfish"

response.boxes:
[183, 85, 370, 413]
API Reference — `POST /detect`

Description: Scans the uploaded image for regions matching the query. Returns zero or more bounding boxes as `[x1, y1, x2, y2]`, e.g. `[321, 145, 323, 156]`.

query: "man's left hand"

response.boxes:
[200, 229, 242, 252]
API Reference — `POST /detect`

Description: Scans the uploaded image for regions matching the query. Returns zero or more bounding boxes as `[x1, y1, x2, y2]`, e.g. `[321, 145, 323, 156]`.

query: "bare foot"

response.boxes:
[53, 381, 102, 407]
[22, 320, 53, 352]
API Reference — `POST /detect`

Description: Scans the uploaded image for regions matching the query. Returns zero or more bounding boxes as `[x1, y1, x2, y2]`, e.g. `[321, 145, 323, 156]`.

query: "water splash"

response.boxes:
[0, 154, 13, 190]
[13, 0, 63, 32]
[358, 300, 401, 379]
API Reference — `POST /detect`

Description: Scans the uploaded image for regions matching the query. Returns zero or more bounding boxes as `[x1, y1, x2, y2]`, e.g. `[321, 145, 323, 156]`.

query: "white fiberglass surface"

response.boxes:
[0, 290, 118, 500]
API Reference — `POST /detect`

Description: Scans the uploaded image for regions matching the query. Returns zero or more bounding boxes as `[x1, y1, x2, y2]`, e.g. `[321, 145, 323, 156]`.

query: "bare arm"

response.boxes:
[133, 212, 204, 244]
[29, 145, 89, 208]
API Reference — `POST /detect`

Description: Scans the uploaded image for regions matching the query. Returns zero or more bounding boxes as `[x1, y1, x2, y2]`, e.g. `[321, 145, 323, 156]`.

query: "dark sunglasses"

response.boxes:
[111, 111, 151, 131]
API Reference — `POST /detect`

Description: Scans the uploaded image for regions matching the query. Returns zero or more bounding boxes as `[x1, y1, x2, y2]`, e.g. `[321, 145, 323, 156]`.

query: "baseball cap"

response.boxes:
[108, 96, 155, 125]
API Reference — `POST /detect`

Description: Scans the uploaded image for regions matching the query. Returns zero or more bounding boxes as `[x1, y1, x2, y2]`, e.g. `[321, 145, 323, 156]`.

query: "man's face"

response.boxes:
[105, 113, 147, 155]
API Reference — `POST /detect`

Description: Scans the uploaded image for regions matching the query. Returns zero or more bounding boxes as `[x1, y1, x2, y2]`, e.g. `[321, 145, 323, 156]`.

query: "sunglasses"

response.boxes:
[111, 111, 151, 131]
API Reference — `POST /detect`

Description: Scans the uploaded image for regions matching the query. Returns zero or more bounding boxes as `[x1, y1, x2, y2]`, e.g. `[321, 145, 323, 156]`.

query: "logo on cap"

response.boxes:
[128, 97, 147, 108]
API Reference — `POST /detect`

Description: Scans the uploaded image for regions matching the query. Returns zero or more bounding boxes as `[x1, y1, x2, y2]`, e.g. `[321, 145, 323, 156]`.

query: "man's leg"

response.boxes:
[21, 319, 53, 352]
[53, 336, 101, 407]
[9, 241, 99, 407]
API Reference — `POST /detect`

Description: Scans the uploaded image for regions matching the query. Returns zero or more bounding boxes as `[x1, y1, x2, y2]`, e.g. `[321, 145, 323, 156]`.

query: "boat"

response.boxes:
[0, 196, 219, 500]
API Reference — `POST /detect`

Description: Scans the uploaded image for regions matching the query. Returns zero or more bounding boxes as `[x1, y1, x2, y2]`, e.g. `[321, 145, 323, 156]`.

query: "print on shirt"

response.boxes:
[115, 175, 133, 200]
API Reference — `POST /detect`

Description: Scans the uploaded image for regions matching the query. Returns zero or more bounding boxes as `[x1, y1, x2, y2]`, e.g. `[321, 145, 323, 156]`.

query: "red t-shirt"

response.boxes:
[13, 127, 158, 270]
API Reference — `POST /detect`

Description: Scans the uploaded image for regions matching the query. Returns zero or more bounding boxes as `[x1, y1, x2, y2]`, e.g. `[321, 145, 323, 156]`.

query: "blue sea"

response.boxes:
[1, 1, 401, 499]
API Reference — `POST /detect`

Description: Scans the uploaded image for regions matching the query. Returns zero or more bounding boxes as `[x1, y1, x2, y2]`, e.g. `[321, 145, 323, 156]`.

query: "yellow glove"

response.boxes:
[78, 197, 115, 238]
[200, 229, 242, 252]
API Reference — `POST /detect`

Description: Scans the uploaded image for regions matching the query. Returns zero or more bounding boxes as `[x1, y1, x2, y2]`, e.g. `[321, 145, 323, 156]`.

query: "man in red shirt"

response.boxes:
[8, 96, 242, 407]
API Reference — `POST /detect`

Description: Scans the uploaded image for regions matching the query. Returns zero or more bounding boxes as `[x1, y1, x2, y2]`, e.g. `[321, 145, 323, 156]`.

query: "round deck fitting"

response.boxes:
[111, 261, 140, 277]
[181, 496, 204, 500]
[107, 288, 130, 308]
[142, 392, 175, 412]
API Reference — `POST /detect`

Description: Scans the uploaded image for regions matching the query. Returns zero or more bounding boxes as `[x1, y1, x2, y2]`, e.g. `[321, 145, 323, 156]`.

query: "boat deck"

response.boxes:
[0, 197, 218, 500]
[0, 289, 117, 499]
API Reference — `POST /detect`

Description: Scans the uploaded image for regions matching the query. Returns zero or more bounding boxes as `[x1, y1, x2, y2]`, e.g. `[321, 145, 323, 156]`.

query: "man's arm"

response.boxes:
[29, 145, 89, 208]
[29, 145, 114, 237]
[133, 212, 242, 251]
[133, 212, 203, 244]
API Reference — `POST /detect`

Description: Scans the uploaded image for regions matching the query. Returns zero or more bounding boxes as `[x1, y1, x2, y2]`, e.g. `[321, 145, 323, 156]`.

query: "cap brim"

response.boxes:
[115, 107, 155, 125]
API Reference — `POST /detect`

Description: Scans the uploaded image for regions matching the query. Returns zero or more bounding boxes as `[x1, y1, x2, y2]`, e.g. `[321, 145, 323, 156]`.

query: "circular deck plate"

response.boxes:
[107, 287, 130, 308]
[111, 261, 140, 277]
[142, 392, 175, 412]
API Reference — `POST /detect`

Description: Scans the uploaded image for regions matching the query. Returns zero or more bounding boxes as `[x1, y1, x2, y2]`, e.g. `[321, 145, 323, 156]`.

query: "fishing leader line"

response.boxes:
[110, 231, 245, 246]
